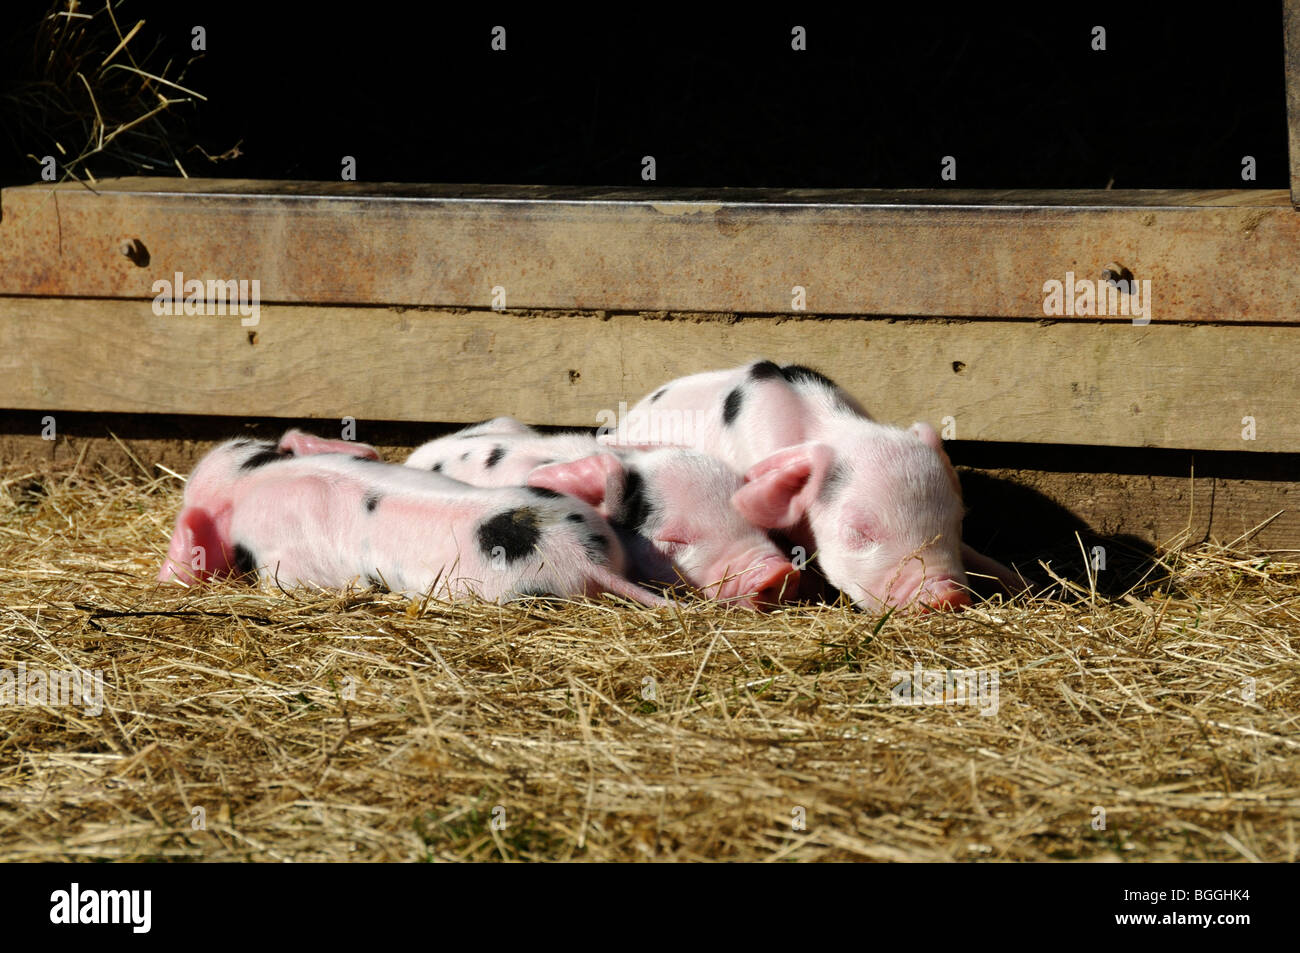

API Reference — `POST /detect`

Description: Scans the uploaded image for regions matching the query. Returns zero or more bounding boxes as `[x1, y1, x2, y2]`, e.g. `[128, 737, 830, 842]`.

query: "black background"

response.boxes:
[0, 1, 1290, 189]
[3, 861, 1282, 937]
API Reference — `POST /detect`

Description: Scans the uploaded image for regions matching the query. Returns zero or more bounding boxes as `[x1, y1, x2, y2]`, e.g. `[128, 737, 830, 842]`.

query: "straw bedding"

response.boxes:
[1, 454, 1296, 862]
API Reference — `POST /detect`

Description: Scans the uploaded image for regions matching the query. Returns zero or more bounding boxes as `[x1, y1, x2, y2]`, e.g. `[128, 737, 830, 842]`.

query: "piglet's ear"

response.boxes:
[527, 453, 626, 515]
[159, 507, 228, 584]
[910, 421, 942, 451]
[731, 442, 834, 530]
[910, 421, 962, 498]
[277, 429, 380, 460]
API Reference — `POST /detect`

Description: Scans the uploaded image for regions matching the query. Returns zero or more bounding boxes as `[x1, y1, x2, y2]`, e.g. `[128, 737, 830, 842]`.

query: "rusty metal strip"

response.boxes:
[1, 179, 1297, 321]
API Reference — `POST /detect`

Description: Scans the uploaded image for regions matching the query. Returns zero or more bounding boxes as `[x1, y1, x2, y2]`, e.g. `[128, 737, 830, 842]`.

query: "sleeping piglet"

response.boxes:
[158, 429, 664, 606]
[405, 419, 799, 608]
[603, 360, 1024, 613]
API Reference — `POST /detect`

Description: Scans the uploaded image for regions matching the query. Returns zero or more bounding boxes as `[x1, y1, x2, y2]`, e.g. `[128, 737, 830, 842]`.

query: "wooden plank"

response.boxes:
[1288, 0, 1300, 206]
[958, 449, 1300, 558]
[966, 467, 1300, 556]
[2, 298, 1297, 452]
[6, 179, 1290, 205]
[1, 179, 1297, 321]
[3, 422, 1298, 552]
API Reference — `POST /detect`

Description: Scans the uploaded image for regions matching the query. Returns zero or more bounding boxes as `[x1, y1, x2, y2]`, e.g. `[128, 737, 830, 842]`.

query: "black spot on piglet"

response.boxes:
[477, 507, 542, 562]
[780, 363, 839, 390]
[749, 359, 782, 380]
[430, 462, 443, 472]
[820, 461, 850, 501]
[619, 469, 653, 532]
[650, 387, 667, 403]
[485, 445, 506, 468]
[582, 530, 610, 561]
[529, 486, 561, 499]
[240, 445, 290, 470]
[364, 493, 381, 512]
[722, 386, 744, 426]
[232, 543, 259, 578]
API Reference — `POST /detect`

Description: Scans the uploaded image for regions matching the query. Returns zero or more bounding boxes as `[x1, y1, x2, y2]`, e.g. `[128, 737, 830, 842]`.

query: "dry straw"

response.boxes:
[1, 455, 1297, 862]
[1, 0, 229, 185]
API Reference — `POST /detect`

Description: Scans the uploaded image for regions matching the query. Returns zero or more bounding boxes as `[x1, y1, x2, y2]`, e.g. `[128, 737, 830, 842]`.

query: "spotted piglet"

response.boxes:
[405, 419, 799, 608]
[158, 429, 664, 606]
[604, 360, 1023, 613]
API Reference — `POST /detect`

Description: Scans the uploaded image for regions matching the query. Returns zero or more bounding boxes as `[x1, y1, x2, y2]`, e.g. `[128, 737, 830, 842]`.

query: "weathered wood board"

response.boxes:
[1, 299, 1296, 453]
[1, 180, 1296, 321]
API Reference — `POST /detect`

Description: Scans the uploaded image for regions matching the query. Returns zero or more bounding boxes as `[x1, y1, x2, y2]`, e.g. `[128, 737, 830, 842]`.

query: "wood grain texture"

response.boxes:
[2, 299, 1297, 452]
[1, 179, 1297, 321]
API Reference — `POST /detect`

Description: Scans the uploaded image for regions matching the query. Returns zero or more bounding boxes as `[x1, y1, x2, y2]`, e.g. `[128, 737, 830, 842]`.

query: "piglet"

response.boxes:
[406, 420, 799, 608]
[603, 360, 1023, 612]
[158, 429, 664, 606]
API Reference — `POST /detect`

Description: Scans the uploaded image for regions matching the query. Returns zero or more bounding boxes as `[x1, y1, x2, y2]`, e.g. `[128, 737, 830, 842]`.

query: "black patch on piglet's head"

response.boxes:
[477, 507, 542, 562]
[364, 493, 381, 512]
[722, 386, 743, 426]
[749, 359, 782, 380]
[485, 446, 507, 469]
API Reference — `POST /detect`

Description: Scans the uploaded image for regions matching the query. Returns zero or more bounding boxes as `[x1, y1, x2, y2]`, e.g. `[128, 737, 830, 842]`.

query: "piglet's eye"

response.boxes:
[654, 532, 692, 551]
[654, 528, 694, 546]
[844, 523, 879, 547]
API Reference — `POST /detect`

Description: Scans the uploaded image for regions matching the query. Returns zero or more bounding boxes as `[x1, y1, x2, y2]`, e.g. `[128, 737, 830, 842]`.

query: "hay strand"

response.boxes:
[1, 456, 1296, 861]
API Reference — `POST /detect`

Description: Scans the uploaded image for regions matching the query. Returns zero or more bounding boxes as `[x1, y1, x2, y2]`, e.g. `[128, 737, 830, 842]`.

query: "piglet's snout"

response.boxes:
[898, 573, 971, 612]
[717, 554, 800, 609]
